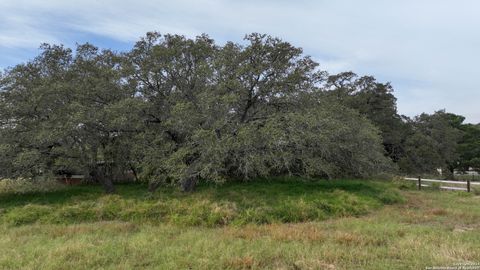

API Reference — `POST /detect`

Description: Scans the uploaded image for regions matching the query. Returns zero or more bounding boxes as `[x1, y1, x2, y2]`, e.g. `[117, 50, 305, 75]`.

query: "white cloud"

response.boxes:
[0, 0, 479, 122]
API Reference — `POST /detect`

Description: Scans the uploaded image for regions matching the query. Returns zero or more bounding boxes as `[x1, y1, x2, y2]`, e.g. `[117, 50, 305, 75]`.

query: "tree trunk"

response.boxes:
[101, 177, 116, 194]
[90, 165, 116, 194]
[130, 164, 139, 182]
[103, 162, 116, 193]
[445, 166, 455, 180]
[180, 176, 197, 192]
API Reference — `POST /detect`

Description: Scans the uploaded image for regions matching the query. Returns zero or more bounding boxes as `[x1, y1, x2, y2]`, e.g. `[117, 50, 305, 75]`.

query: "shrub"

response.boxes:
[377, 189, 405, 204]
[0, 178, 65, 195]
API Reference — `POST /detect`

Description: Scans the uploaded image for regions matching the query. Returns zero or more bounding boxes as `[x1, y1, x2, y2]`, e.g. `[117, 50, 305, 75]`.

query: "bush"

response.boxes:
[0, 178, 65, 195]
[377, 189, 405, 204]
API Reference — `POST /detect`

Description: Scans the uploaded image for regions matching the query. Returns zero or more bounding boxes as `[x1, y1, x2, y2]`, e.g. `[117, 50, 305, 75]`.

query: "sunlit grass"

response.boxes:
[0, 179, 479, 269]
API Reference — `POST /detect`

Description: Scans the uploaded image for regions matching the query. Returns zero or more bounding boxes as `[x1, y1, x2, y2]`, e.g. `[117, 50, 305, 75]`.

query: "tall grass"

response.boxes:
[0, 178, 403, 226]
[0, 186, 478, 270]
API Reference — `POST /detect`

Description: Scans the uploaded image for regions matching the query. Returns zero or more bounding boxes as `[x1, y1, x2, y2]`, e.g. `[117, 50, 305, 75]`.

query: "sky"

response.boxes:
[0, 0, 479, 123]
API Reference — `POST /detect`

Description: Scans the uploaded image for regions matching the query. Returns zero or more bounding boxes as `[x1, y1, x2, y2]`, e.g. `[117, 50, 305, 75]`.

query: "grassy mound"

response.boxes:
[0, 178, 403, 227]
[1, 189, 479, 269]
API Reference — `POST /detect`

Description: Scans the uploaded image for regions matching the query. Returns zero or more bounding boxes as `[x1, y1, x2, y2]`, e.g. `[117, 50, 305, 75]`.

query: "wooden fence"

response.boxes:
[404, 177, 480, 192]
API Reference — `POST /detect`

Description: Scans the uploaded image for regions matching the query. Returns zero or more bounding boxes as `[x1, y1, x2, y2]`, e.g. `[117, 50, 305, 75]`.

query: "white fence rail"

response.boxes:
[404, 177, 479, 192]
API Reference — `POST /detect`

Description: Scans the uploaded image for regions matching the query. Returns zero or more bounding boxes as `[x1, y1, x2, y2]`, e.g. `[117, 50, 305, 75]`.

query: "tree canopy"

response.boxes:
[0, 32, 476, 192]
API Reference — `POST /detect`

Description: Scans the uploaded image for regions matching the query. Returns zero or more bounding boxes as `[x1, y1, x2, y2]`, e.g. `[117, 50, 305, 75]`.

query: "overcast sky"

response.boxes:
[1, 0, 478, 123]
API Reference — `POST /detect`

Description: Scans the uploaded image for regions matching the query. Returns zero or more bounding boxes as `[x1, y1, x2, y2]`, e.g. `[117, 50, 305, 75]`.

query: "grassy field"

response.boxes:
[0, 178, 479, 269]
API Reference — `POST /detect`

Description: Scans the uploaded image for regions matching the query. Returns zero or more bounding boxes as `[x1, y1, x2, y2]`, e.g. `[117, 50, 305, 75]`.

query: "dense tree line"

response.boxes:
[0, 33, 478, 193]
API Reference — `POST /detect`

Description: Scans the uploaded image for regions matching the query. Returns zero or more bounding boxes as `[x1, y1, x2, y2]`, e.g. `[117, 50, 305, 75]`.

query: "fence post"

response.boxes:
[418, 176, 422, 190]
[467, 176, 472, 193]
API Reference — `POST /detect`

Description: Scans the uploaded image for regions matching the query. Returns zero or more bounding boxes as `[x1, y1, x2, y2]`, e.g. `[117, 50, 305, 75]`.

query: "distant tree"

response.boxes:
[457, 124, 480, 172]
[398, 111, 464, 176]
[397, 123, 442, 174]
[324, 72, 408, 163]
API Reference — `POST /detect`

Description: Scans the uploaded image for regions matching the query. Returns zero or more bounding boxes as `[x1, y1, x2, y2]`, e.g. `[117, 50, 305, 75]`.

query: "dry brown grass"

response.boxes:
[224, 256, 256, 269]
[428, 208, 449, 216]
[225, 223, 326, 242]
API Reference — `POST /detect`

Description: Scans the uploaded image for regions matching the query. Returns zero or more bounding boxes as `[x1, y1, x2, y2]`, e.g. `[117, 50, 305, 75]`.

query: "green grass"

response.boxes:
[1, 178, 479, 269]
[0, 178, 402, 226]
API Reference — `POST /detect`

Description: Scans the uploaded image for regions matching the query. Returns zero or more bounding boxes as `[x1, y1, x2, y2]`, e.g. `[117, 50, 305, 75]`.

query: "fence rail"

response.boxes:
[404, 177, 479, 192]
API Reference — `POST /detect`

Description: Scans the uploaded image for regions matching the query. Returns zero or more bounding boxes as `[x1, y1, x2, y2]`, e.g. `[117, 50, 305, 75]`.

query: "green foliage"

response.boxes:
[0, 31, 474, 192]
[2, 33, 383, 191]
[0, 178, 65, 195]
[324, 73, 476, 177]
[399, 110, 464, 175]
[457, 124, 480, 171]
[325, 72, 408, 163]
[125, 33, 392, 187]
[0, 43, 141, 192]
